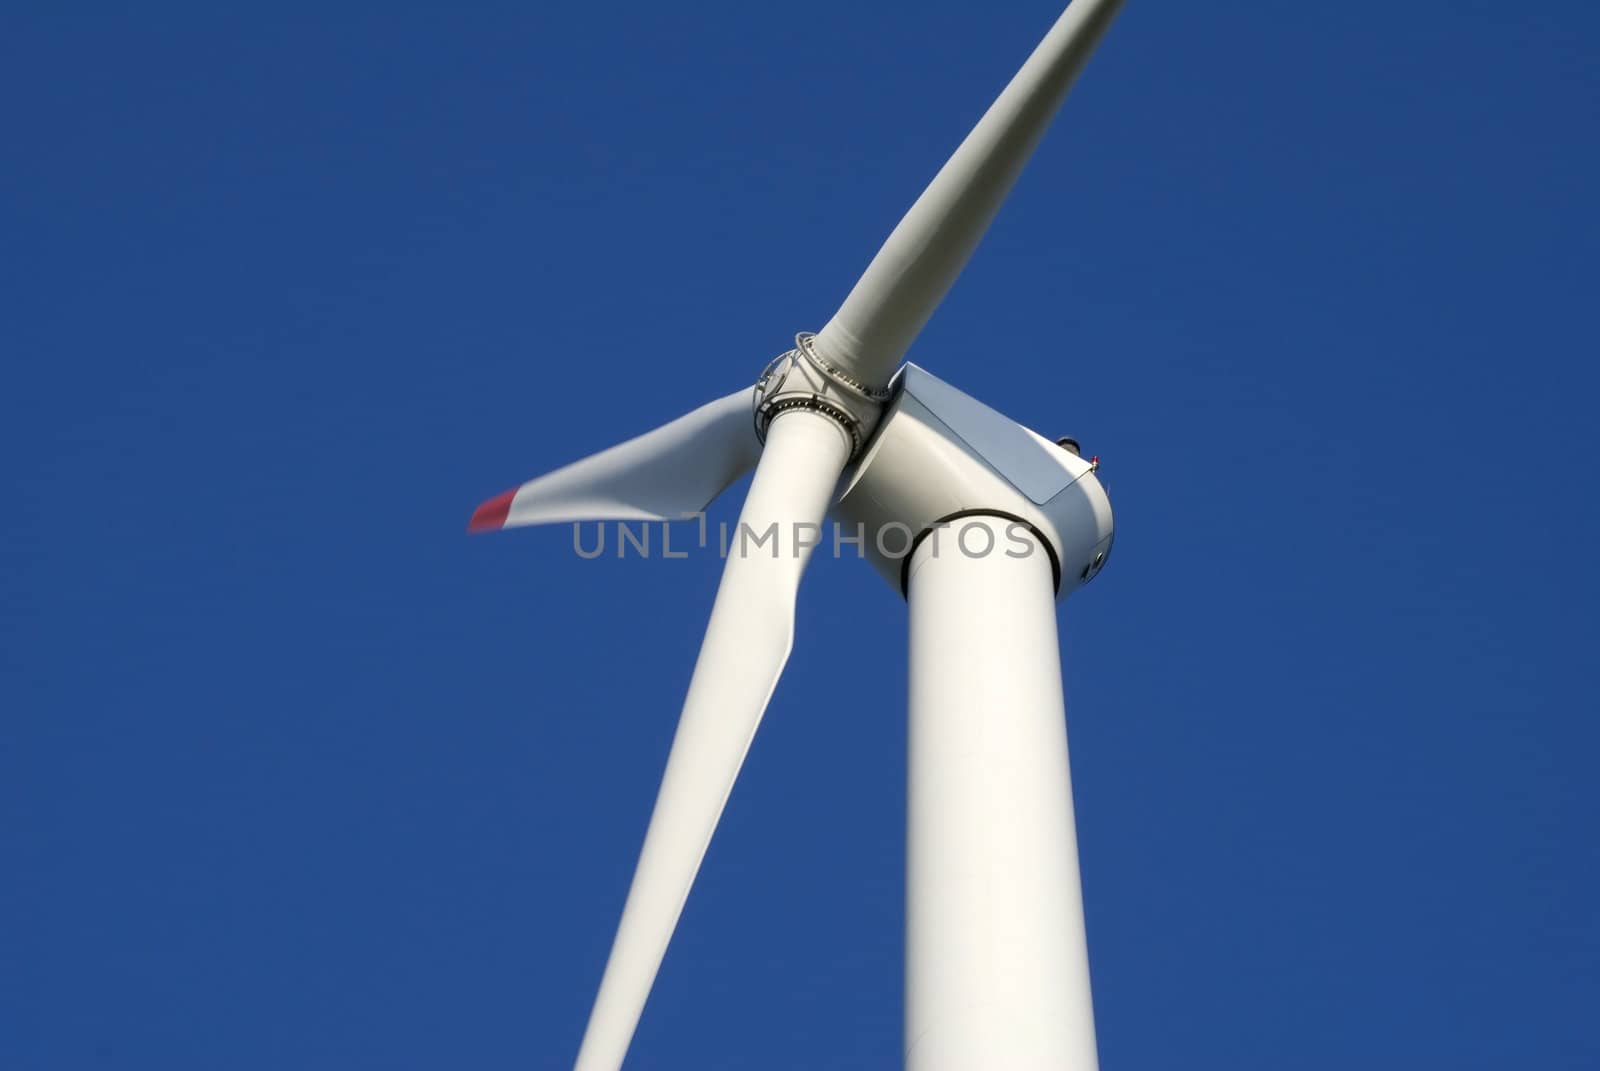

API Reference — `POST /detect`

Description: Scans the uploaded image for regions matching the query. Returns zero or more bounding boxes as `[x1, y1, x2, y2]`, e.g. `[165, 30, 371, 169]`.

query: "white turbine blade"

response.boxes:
[812, 0, 1125, 389]
[468, 389, 760, 532]
[573, 410, 853, 1071]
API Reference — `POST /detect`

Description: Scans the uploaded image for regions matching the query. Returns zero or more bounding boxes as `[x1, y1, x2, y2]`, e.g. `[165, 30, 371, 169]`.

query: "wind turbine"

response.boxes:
[470, 2, 1125, 1067]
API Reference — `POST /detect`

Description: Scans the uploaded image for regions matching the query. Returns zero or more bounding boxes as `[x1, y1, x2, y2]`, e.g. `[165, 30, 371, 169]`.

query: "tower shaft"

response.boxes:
[905, 517, 1098, 1071]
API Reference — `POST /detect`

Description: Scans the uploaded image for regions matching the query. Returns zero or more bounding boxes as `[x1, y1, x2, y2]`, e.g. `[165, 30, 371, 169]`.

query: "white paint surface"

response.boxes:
[905, 518, 1098, 1071]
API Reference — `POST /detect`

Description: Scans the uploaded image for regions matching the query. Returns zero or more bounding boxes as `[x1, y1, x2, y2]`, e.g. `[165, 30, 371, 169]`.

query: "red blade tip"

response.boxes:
[468, 489, 516, 533]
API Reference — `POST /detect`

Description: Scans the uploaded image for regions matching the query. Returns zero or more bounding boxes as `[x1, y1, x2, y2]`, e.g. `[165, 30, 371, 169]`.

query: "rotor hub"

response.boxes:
[753, 333, 890, 459]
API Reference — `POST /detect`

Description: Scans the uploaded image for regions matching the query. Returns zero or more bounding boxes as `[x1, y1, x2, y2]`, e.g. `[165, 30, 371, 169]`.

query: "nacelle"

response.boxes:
[833, 364, 1114, 600]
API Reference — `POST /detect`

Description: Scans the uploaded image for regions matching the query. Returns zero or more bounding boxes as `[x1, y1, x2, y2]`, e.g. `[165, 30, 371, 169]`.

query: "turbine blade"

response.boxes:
[812, 0, 1125, 389]
[572, 410, 853, 1071]
[468, 389, 760, 532]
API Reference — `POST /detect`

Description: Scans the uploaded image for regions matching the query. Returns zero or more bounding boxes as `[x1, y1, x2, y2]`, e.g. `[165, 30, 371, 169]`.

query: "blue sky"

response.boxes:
[6, 2, 1598, 1067]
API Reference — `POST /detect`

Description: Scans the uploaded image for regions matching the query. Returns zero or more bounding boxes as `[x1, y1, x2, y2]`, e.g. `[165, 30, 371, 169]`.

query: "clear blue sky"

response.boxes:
[6, 2, 1598, 1068]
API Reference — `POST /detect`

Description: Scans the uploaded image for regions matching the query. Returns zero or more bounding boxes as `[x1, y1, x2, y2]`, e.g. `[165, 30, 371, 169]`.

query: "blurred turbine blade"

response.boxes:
[572, 410, 853, 1071]
[468, 389, 761, 532]
[812, 0, 1125, 389]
